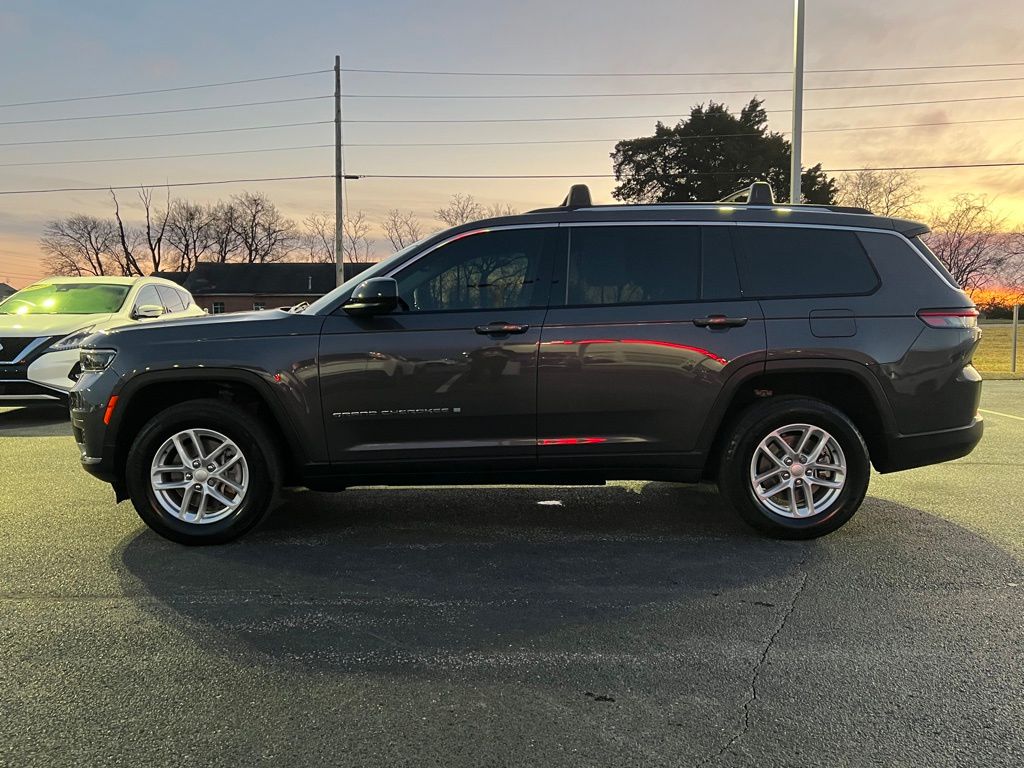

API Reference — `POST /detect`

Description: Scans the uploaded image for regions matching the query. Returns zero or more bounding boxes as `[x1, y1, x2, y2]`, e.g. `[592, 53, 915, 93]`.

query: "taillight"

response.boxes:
[917, 308, 979, 329]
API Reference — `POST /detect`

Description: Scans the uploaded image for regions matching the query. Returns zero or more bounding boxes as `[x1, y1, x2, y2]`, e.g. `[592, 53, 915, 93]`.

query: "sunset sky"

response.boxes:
[2, 0, 1024, 287]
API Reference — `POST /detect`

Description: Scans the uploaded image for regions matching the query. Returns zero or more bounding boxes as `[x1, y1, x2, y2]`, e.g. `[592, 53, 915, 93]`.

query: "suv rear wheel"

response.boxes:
[125, 399, 279, 545]
[718, 397, 870, 538]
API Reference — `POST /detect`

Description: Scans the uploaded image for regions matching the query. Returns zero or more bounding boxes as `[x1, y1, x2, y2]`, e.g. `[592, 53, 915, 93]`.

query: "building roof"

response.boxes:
[166, 262, 371, 297]
[0, 282, 15, 298]
[151, 271, 189, 286]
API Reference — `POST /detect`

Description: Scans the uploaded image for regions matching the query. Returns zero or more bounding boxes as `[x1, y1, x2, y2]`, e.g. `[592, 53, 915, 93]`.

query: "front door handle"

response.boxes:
[475, 322, 530, 335]
[693, 315, 748, 328]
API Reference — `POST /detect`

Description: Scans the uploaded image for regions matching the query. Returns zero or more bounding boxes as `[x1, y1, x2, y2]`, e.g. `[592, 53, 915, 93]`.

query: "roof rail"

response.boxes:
[718, 181, 775, 205]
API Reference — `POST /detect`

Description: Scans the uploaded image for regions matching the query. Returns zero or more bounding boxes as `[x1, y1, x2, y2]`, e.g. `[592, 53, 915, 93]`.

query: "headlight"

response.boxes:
[80, 349, 117, 372]
[50, 326, 96, 352]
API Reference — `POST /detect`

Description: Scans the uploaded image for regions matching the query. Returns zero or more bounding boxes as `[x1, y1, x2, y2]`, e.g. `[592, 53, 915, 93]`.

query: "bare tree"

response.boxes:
[303, 212, 335, 263]
[342, 210, 375, 264]
[436, 193, 485, 227]
[208, 201, 242, 263]
[926, 194, 1023, 289]
[835, 169, 922, 218]
[136, 187, 171, 273]
[228, 192, 299, 264]
[166, 200, 216, 272]
[39, 215, 116, 276]
[109, 190, 146, 277]
[382, 209, 424, 251]
[485, 202, 518, 218]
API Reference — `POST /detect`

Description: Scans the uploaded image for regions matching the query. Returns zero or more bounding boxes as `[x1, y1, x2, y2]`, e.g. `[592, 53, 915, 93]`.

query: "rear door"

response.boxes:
[537, 223, 766, 469]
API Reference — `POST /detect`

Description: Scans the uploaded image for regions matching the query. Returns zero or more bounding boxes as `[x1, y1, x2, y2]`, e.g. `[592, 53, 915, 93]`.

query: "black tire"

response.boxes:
[717, 397, 870, 539]
[125, 399, 279, 545]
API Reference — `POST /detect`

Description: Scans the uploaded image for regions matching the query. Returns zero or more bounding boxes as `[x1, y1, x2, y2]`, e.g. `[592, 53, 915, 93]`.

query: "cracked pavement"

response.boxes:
[1, 383, 1023, 767]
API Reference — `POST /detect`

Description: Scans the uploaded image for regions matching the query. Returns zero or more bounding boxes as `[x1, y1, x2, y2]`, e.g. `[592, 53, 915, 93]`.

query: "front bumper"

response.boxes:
[873, 415, 984, 473]
[69, 368, 122, 485]
[0, 365, 68, 407]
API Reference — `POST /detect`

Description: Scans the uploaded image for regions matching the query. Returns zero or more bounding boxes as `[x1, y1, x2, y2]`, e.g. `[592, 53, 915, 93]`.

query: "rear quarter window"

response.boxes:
[734, 226, 879, 298]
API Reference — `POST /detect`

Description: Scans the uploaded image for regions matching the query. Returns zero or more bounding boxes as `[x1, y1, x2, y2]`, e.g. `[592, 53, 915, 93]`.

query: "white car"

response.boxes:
[0, 276, 204, 407]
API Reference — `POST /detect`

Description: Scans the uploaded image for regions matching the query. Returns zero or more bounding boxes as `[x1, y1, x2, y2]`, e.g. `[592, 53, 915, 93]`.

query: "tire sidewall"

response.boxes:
[723, 399, 870, 537]
[126, 401, 277, 545]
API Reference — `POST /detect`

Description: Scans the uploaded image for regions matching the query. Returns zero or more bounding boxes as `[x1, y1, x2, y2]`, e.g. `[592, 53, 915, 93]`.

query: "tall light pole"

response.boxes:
[790, 0, 805, 204]
[334, 54, 345, 287]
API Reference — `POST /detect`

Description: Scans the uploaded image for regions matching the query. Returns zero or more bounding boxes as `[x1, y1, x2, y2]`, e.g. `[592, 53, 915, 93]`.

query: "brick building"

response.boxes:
[154, 262, 372, 314]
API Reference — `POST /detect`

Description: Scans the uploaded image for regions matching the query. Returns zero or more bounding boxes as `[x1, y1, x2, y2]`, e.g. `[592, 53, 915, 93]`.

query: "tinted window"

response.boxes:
[735, 227, 878, 297]
[701, 226, 742, 300]
[567, 225, 700, 306]
[157, 286, 184, 312]
[0, 283, 130, 315]
[396, 228, 552, 312]
[176, 289, 193, 309]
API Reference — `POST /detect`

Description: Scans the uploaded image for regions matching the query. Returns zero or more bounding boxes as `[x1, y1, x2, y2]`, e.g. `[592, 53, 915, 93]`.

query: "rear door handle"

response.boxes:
[693, 315, 748, 328]
[475, 322, 530, 335]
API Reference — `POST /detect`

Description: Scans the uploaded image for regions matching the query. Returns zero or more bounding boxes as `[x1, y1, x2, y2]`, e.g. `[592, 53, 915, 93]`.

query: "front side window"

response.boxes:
[566, 225, 701, 306]
[735, 226, 879, 298]
[133, 285, 162, 314]
[0, 282, 130, 315]
[395, 228, 553, 312]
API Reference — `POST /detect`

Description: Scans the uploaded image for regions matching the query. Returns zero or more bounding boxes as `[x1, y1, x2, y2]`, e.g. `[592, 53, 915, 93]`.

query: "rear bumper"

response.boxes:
[873, 415, 984, 473]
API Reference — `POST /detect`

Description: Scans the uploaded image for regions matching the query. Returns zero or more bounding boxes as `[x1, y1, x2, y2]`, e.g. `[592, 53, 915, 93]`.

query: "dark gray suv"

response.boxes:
[71, 183, 983, 545]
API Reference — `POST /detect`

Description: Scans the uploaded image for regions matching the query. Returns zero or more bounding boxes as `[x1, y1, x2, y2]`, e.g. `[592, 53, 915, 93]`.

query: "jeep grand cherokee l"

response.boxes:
[70, 183, 983, 545]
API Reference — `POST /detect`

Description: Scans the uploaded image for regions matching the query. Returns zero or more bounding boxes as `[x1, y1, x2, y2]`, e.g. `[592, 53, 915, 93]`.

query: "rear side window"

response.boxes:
[156, 286, 184, 312]
[911, 236, 959, 288]
[177, 289, 193, 309]
[567, 225, 700, 306]
[735, 226, 879, 298]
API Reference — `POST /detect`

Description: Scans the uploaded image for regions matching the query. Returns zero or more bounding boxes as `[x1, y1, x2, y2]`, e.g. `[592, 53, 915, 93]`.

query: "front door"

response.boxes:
[319, 225, 561, 471]
[537, 223, 766, 469]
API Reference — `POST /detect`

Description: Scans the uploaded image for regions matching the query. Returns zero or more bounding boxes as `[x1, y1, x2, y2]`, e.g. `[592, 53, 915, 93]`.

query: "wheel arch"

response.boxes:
[699, 359, 896, 478]
[105, 368, 312, 490]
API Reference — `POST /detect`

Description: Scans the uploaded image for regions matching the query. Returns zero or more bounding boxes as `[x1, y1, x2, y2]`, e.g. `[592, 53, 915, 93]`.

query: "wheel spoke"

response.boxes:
[217, 475, 244, 494]
[179, 485, 195, 516]
[206, 484, 237, 509]
[758, 478, 790, 500]
[802, 483, 816, 517]
[193, 491, 208, 523]
[794, 426, 818, 456]
[755, 467, 785, 484]
[809, 476, 843, 489]
[153, 478, 190, 491]
[171, 434, 193, 465]
[787, 486, 799, 516]
[214, 453, 242, 474]
[186, 430, 205, 462]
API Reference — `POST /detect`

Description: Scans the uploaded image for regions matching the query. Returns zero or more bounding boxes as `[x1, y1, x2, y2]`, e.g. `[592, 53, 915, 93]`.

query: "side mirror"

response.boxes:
[343, 278, 400, 316]
[134, 304, 164, 319]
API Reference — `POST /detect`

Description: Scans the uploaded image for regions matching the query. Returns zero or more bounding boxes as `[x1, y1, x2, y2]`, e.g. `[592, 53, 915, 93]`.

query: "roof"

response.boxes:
[174, 262, 371, 296]
[0, 283, 14, 297]
[151, 271, 188, 286]
[520, 182, 930, 238]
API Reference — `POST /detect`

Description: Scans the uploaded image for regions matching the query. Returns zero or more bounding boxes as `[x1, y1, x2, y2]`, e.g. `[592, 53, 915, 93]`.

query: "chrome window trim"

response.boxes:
[360, 219, 955, 305]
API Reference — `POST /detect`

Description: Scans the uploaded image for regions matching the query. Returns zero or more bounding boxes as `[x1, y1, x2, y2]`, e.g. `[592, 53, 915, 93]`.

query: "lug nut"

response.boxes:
[192, 460, 200, 469]
[185, 473, 192, 481]
[784, 458, 793, 466]
[795, 479, 803, 486]
[207, 464, 215, 471]
[193, 484, 202, 491]
[782, 472, 790, 479]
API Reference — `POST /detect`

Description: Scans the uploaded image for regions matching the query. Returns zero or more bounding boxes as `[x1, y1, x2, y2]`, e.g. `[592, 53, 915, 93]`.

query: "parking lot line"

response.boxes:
[978, 408, 1024, 422]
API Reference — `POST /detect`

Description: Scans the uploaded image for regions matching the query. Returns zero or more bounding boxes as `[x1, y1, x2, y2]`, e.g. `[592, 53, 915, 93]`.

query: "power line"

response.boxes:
[339, 60, 1024, 77]
[0, 144, 333, 168]
[3, 161, 1024, 195]
[0, 120, 332, 148]
[341, 74, 1024, 99]
[0, 95, 332, 127]
[0, 69, 332, 109]
[335, 93, 1024, 123]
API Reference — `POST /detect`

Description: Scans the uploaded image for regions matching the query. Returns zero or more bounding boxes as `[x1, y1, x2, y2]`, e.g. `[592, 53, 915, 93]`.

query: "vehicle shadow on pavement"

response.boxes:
[0, 405, 69, 436]
[114, 482, 1022, 678]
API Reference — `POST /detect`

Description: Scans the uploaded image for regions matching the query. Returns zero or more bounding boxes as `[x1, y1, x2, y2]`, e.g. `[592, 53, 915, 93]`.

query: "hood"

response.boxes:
[0, 313, 113, 338]
[86, 309, 323, 347]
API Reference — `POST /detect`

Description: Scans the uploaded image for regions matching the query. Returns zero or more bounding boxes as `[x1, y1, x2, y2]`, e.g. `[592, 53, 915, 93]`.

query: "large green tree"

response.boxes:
[611, 99, 836, 204]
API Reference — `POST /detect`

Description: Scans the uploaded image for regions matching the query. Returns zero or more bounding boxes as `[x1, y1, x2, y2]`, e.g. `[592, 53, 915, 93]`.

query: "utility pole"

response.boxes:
[334, 54, 345, 287]
[790, 0, 805, 205]
[1013, 303, 1019, 374]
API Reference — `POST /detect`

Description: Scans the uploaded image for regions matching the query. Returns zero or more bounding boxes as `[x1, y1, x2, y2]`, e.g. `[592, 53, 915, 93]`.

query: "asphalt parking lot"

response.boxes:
[1, 384, 1022, 767]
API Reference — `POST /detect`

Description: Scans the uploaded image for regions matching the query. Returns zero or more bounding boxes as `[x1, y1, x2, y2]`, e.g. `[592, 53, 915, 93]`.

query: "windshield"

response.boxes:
[303, 237, 432, 315]
[0, 282, 131, 315]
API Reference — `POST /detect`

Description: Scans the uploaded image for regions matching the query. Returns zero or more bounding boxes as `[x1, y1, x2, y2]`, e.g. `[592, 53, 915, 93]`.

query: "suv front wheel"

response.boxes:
[718, 397, 870, 539]
[125, 399, 279, 545]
